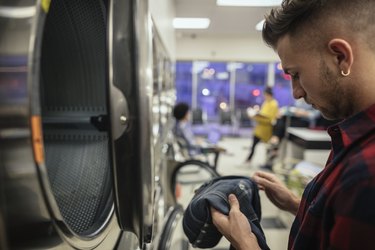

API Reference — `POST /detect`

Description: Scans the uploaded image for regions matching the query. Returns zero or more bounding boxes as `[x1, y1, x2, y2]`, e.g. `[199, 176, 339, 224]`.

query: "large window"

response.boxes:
[273, 62, 294, 107]
[234, 62, 268, 110]
[175, 61, 193, 106]
[196, 61, 230, 121]
[175, 61, 294, 123]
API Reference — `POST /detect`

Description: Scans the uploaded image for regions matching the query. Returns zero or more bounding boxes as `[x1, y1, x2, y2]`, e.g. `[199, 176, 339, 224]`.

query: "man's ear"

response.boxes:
[328, 39, 353, 73]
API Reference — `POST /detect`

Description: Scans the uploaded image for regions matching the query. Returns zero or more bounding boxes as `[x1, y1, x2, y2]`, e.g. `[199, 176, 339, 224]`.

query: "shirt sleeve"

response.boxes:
[330, 177, 375, 249]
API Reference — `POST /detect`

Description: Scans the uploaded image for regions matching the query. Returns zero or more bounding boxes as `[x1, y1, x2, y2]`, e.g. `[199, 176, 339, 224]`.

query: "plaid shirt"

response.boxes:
[289, 104, 375, 249]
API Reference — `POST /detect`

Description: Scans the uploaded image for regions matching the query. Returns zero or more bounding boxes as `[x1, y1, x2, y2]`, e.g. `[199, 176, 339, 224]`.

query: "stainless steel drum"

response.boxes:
[0, 0, 153, 248]
[0, 0, 191, 248]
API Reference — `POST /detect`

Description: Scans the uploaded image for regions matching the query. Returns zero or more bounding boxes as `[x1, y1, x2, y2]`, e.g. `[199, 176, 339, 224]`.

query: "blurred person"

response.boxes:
[261, 99, 321, 170]
[245, 87, 279, 164]
[289, 98, 321, 127]
[211, 0, 375, 249]
[172, 102, 226, 169]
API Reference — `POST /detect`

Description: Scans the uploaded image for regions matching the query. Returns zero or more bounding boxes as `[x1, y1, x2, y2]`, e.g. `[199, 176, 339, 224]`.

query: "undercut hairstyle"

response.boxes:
[262, 0, 375, 50]
[173, 102, 190, 121]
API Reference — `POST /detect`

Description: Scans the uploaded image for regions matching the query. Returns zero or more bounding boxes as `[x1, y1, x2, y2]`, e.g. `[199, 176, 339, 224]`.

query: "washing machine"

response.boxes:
[0, 0, 184, 249]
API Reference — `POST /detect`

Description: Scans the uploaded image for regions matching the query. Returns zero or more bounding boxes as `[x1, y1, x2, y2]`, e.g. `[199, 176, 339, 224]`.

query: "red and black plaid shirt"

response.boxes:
[289, 104, 375, 249]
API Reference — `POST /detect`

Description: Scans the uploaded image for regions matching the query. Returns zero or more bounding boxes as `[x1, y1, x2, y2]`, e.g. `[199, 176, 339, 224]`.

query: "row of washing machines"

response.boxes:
[0, 0, 217, 249]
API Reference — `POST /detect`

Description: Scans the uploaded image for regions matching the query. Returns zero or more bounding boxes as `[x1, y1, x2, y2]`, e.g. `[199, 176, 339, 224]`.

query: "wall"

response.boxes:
[149, 0, 176, 60]
[176, 34, 279, 62]
[149, 0, 280, 63]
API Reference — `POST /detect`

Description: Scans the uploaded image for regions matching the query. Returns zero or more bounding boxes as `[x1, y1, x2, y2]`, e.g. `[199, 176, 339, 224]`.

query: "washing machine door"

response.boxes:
[0, 0, 151, 249]
[108, 0, 154, 247]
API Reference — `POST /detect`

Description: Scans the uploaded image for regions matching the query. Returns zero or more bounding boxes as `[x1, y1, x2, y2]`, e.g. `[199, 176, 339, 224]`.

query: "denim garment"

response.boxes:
[183, 175, 269, 249]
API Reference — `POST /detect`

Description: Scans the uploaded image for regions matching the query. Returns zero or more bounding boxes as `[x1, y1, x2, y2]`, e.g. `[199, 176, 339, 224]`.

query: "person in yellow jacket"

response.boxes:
[245, 87, 279, 163]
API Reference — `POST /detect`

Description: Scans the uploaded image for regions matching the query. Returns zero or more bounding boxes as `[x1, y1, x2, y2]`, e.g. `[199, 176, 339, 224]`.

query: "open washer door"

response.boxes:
[1, 0, 122, 248]
[108, 0, 154, 246]
[0, 0, 153, 249]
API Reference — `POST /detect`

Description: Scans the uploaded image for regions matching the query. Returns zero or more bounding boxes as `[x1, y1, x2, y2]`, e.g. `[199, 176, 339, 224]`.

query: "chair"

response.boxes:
[173, 135, 221, 170]
[219, 110, 232, 125]
[238, 109, 252, 127]
[192, 108, 204, 125]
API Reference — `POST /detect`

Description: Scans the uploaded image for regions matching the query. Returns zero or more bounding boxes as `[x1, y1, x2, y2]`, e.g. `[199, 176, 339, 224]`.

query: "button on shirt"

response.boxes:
[289, 104, 375, 249]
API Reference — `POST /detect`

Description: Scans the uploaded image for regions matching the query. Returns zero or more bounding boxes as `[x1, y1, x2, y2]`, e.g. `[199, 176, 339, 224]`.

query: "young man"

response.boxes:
[211, 0, 375, 249]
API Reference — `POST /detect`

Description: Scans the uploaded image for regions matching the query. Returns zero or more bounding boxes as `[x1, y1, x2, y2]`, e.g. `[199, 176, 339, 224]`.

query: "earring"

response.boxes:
[341, 69, 350, 77]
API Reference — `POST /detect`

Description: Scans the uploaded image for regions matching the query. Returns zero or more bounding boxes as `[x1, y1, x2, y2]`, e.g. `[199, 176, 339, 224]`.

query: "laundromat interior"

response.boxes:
[0, 0, 340, 249]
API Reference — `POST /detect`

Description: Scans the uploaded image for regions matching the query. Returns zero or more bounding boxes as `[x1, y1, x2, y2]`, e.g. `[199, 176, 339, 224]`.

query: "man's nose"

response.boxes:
[292, 81, 305, 99]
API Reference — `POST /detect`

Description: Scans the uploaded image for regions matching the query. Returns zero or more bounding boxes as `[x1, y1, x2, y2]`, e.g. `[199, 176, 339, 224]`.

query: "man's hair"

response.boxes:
[262, 0, 375, 50]
[173, 102, 190, 121]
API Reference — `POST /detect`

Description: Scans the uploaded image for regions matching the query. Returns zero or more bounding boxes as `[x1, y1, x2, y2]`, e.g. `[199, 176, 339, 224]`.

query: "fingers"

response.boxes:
[211, 194, 239, 220]
[211, 206, 224, 220]
[253, 175, 273, 189]
[253, 171, 280, 188]
[210, 206, 228, 227]
[257, 184, 265, 191]
[210, 194, 240, 228]
[253, 170, 277, 181]
[210, 194, 241, 233]
[228, 194, 240, 210]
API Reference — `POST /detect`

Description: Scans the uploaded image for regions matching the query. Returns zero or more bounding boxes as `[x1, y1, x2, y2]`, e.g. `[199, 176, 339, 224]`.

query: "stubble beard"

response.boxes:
[318, 59, 352, 120]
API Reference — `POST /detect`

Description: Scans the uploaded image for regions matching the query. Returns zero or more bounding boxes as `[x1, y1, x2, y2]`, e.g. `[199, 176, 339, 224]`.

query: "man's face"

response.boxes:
[276, 35, 353, 120]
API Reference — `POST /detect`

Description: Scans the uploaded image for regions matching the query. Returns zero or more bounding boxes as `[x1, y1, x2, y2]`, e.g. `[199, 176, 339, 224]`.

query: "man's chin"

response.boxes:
[320, 111, 340, 121]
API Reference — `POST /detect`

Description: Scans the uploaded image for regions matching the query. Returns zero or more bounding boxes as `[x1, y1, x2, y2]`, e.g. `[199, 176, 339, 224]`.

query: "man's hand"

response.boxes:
[211, 194, 261, 250]
[253, 171, 300, 215]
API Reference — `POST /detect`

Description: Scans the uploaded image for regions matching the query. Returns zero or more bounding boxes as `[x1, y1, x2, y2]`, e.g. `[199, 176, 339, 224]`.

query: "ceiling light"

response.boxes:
[255, 19, 265, 31]
[173, 18, 210, 29]
[217, 0, 282, 7]
[0, 6, 36, 18]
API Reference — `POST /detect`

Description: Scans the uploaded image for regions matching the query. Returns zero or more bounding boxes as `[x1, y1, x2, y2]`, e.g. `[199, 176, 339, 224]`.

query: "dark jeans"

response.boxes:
[183, 176, 270, 250]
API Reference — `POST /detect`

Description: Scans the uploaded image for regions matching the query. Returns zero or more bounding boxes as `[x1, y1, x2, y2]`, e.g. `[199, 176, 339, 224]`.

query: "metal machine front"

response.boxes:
[0, 0, 122, 248]
[0, 0, 160, 249]
[0, 0, 191, 249]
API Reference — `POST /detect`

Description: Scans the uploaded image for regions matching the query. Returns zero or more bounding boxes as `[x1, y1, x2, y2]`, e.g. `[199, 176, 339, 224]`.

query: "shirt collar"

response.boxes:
[328, 103, 375, 149]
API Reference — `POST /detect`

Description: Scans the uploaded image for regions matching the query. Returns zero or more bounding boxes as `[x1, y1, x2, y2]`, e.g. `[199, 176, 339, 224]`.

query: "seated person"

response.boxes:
[172, 102, 225, 169]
